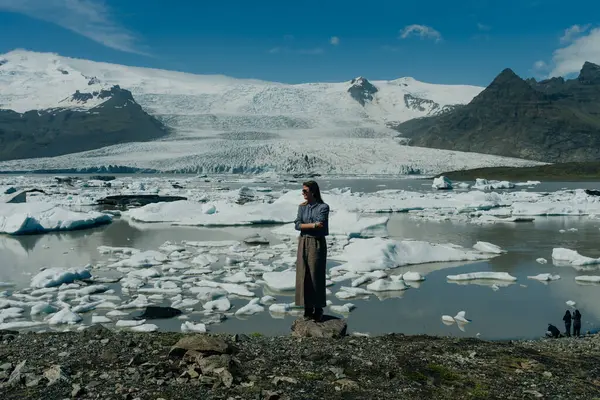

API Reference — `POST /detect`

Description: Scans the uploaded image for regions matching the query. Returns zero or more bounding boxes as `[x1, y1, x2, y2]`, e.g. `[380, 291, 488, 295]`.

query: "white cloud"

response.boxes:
[477, 23, 491, 31]
[550, 27, 600, 77]
[533, 60, 548, 71]
[399, 24, 442, 43]
[560, 24, 591, 44]
[330, 36, 340, 46]
[0, 0, 147, 55]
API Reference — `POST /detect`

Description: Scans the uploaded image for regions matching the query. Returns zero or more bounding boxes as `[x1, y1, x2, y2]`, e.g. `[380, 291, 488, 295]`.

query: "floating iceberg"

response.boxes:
[331, 237, 498, 274]
[527, 273, 560, 282]
[432, 176, 452, 190]
[0, 203, 111, 235]
[552, 248, 600, 267]
[30, 267, 92, 289]
[447, 272, 517, 281]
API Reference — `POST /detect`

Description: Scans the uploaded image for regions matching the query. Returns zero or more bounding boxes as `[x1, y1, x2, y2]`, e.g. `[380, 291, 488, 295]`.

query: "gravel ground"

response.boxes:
[1, 326, 600, 399]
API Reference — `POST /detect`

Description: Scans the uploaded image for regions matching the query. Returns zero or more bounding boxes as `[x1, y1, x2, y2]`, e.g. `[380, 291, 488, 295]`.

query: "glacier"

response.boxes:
[0, 50, 542, 174]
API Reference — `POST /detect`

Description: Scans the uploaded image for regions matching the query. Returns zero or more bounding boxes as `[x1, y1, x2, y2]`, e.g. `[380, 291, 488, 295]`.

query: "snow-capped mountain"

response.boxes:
[0, 50, 540, 174]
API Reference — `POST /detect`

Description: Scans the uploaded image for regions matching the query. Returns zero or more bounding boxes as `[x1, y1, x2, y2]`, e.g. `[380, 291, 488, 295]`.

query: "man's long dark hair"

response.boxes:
[303, 180, 324, 203]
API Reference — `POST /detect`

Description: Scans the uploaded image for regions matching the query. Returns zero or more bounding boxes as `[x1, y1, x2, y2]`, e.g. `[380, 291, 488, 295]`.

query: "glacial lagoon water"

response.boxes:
[2, 178, 600, 340]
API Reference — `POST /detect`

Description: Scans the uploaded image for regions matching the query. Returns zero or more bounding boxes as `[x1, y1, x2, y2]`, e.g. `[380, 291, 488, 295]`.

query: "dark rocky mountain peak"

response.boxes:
[64, 85, 133, 107]
[578, 61, 600, 84]
[347, 76, 378, 106]
[470, 68, 545, 105]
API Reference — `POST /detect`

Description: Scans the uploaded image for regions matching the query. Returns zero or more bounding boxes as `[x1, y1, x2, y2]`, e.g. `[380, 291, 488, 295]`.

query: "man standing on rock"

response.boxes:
[294, 181, 330, 322]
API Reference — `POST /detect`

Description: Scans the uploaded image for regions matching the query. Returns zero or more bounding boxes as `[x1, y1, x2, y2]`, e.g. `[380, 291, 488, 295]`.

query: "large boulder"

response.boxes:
[169, 335, 232, 358]
[291, 316, 347, 338]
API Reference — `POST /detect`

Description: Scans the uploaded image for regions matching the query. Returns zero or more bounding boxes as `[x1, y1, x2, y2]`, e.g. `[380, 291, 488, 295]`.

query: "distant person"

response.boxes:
[573, 310, 582, 337]
[294, 181, 329, 322]
[546, 323, 560, 338]
[563, 310, 572, 337]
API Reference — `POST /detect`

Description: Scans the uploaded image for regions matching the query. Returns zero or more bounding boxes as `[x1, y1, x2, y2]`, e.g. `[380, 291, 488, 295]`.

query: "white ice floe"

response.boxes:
[402, 271, 425, 282]
[536, 258, 548, 264]
[171, 298, 199, 309]
[331, 237, 498, 274]
[115, 319, 145, 327]
[527, 274, 560, 282]
[0, 320, 46, 330]
[552, 248, 600, 267]
[222, 271, 253, 284]
[191, 286, 228, 302]
[108, 250, 168, 268]
[117, 295, 151, 309]
[366, 277, 409, 292]
[0, 203, 111, 235]
[47, 308, 82, 325]
[203, 297, 231, 312]
[235, 298, 264, 316]
[181, 321, 207, 333]
[329, 303, 355, 314]
[432, 176, 452, 190]
[575, 276, 600, 284]
[268, 303, 291, 314]
[566, 300, 576, 307]
[453, 311, 471, 324]
[351, 271, 388, 287]
[98, 246, 140, 255]
[472, 179, 515, 191]
[130, 324, 158, 332]
[447, 272, 517, 281]
[472, 241, 506, 254]
[30, 302, 58, 316]
[441, 315, 455, 325]
[105, 310, 128, 317]
[191, 254, 219, 267]
[335, 286, 372, 299]
[262, 270, 296, 291]
[0, 282, 15, 288]
[260, 295, 276, 305]
[91, 315, 111, 324]
[30, 267, 91, 288]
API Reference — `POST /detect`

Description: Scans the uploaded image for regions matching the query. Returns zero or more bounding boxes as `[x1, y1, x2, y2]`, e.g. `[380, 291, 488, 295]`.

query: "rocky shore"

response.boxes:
[1, 324, 600, 399]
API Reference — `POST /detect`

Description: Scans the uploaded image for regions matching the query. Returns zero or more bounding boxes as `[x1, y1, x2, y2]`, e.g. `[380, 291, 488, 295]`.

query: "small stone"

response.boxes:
[186, 368, 200, 379]
[128, 355, 143, 366]
[71, 383, 84, 398]
[0, 363, 12, 371]
[262, 390, 281, 400]
[329, 366, 346, 379]
[44, 365, 70, 386]
[156, 379, 165, 386]
[197, 354, 233, 375]
[524, 389, 544, 398]
[100, 338, 110, 345]
[58, 352, 69, 357]
[25, 374, 42, 387]
[6, 360, 27, 386]
[272, 376, 298, 385]
[543, 371, 552, 378]
[169, 336, 232, 358]
[214, 367, 234, 388]
[334, 378, 359, 391]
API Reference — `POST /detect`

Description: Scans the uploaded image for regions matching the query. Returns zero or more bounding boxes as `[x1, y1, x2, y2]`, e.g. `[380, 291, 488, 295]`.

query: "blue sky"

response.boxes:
[0, 0, 598, 86]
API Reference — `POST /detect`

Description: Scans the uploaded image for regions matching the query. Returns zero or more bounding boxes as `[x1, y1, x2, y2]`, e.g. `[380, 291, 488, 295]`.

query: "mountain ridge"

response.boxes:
[393, 61, 600, 163]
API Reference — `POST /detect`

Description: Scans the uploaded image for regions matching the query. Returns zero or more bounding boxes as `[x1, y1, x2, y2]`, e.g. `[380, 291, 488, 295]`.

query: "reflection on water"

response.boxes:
[2, 179, 600, 339]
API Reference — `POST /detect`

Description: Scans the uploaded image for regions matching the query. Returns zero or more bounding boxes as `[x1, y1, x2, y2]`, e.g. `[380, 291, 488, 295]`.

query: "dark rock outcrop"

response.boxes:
[0, 86, 169, 161]
[134, 306, 182, 320]
[393, 62, 600, 163]
[347, 77, 378, 106]
[96, 194, 187, 207]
